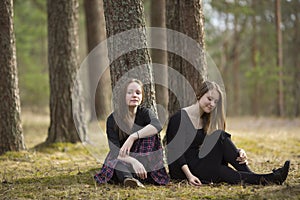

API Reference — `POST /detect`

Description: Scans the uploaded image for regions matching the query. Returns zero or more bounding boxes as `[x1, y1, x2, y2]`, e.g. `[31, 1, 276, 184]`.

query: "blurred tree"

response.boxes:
[250, 0, 259, 116]
[84, 0, 111, 120]
[150, 0, 168, 124]
[0, 0, 26, 155]
[166, 0, 207, 116]
[275, 0, 284, 117]
[46, 0, 87, 143]
[103, 0, 157, 111]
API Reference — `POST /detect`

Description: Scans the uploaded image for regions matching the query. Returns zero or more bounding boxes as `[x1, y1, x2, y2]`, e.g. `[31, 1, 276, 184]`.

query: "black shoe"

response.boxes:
[272, 160, 290, 185]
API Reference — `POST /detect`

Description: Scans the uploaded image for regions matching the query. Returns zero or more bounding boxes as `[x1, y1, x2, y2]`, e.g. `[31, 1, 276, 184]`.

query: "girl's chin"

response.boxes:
[128, 104, 139, 107]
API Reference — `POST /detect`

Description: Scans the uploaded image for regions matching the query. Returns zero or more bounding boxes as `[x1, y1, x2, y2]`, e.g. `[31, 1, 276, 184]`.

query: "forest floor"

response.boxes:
[0, 111, 299, 199]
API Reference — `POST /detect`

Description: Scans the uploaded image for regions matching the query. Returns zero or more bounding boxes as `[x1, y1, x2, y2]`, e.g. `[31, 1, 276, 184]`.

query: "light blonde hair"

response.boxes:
[196, 81, 226, 134]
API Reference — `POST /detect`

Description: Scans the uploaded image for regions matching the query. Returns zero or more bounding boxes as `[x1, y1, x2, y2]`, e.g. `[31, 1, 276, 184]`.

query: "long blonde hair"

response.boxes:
[196, 81, 226, 134]
[113, 78, 144, 140]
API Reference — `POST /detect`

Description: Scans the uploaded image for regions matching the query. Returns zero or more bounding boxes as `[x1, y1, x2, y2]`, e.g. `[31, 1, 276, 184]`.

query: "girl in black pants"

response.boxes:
[166, 81, 290, 186]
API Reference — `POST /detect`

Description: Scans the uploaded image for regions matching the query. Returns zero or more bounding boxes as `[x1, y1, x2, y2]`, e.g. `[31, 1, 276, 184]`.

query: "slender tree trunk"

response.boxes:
[46, 0, 86, 143]
[231, 1, 241, 115]
[103, 0, 157, 110]
[251, 0, 259, 116]
[150, 0, 168, 123]
[84, 0, 111, 120]
[275, 0, 284, 117]
[166, 0, 207, 116]
[0, 0, 26, 155]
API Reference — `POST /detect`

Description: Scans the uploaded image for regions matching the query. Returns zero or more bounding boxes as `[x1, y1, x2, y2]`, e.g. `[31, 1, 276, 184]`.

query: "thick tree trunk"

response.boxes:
[103, 0, 156, 110]
[150, 0, 168, 123]
[0, 0, 26, 155]
[84, 0, 111, 120]
[275, 0, 284, 117]
[166, 0, 207, 116]
[293, 2, 300, 117]
[46, 0, 86, 143]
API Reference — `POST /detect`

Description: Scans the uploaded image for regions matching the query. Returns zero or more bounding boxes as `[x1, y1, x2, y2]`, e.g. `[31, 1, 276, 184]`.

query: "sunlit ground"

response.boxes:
[0, 110, 299, 199]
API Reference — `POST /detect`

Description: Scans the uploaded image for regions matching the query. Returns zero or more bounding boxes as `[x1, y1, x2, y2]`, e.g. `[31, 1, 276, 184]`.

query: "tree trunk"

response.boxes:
[150, 0, 168, 123]
[0, 0, 26, 155]
[251, 0, 259, 116]
[232, 11, 240, 115]
[46, 0, 86, 143]
[166, 0, 207, 116]
[103, 0, 157, 110]
[84, 0, 111, 121]
[293, 2, 300, 117]
[275, 0, 284, 117]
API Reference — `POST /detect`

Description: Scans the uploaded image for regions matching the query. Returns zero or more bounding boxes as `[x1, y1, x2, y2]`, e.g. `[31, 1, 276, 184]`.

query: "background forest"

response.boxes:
[0, 0, 299, 199]
[14, 0, 300, 117]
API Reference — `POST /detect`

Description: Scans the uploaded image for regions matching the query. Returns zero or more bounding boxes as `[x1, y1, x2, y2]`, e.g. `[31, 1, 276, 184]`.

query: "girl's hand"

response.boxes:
[132, 159, 147, 179]
[236, 148, 248, 165]
[119, 134, 137, 157]
[187, 174, 202, 186]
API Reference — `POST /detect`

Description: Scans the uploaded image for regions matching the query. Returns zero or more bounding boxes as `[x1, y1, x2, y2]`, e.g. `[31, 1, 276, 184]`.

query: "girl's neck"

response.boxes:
[187, 103, 203, 118]
[128, 106, 138, 117]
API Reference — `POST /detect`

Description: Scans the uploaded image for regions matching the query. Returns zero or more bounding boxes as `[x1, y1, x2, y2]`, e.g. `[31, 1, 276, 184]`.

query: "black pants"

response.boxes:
[112, 162, 157, 185]
[190, 132, 274, 184]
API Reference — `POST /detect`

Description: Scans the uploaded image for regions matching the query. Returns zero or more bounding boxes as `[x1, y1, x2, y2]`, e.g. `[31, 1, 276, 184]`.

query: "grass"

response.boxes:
[0, 111, 299, 199]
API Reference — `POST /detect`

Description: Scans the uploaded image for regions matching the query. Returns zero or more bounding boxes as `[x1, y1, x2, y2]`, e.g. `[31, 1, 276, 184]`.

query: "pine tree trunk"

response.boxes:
[0, 0, 26, 155]
[251, 0, 259, 116]
[232, 13, 240, 115]
[166, 0, 207, 116]
[150, 0, 168, 123]
[275, 0, 284, 117]
[84, 0, 111, 121]
[293, 1, 300, 116]
[46, 0, 86, 143]
[103, 0, 157, 110]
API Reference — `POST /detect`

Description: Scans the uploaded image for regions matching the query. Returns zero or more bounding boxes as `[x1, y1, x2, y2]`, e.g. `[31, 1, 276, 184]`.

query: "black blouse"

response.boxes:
[166, 110, 206, 175]
[106, 106, 162, 158]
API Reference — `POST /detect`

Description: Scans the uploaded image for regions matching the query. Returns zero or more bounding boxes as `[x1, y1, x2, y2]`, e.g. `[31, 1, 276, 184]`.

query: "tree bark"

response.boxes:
[46, 0, 86, 143]
[150, 0, 168, 123]
[166, 0, 207, 116]
[232, 10, 240, 115]
[103, 0, 157, 111]
[251, 0, 259, 116]
[275, 0, 284, 117]
[0, 0, 26, 155]
[84, 0, 111, 121]
[293, 1, 300, 117]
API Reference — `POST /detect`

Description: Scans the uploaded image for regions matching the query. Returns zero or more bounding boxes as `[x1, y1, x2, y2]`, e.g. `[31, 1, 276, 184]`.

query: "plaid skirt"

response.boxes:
[94, 135, 169, 185]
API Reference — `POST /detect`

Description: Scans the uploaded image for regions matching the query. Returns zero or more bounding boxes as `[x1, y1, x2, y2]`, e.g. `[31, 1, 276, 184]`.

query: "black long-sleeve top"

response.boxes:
[106, 106, 162, 158]
[166, 110, 206, 179]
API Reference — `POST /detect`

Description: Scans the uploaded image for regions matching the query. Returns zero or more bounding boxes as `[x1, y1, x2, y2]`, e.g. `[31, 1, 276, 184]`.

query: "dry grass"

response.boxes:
[0, 111, 299, 199]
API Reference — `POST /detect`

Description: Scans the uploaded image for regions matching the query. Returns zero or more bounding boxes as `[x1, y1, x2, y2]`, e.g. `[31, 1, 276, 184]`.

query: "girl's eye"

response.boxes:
[208, 97, 212, 101]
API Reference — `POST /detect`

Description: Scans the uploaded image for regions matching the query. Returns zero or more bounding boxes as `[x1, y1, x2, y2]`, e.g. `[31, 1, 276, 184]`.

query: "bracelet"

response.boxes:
[136, 131, 139, 139]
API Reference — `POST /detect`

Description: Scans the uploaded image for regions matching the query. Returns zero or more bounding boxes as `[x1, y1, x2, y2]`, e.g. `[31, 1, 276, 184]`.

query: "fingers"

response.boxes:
[137, 169, 147, 179]
[236, 155, 248, 164]
[135, 167, 147, 179]
[236, 148, 248, 164]
[189, 177, 202, 186]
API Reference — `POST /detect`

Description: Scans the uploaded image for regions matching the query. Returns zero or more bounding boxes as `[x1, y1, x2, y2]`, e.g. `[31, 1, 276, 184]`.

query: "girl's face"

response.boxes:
[198, 88, 220, 113]
[125, 82, 143, 107]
